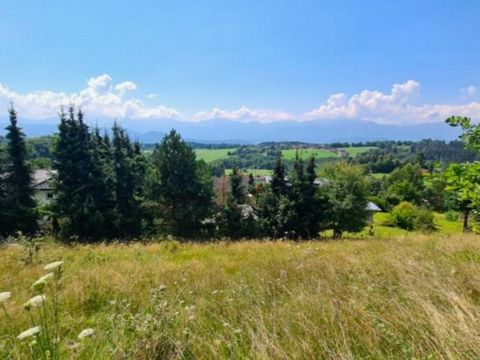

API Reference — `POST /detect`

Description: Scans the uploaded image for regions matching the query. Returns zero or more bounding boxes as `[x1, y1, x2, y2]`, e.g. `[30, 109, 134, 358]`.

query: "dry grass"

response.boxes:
[2, 234, 480, 359]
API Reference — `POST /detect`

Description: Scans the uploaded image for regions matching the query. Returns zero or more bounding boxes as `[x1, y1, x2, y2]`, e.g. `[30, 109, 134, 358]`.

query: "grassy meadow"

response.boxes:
[281, 148, 339, 160]
[2, 229, 480, 359]
[194, 148, 236, 162]
[340, 146, 378, 157]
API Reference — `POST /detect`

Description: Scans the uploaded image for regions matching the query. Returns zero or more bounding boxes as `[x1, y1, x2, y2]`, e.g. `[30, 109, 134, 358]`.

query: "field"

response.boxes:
[2, 228, 480, 358]
[194, 148, 236, 162]
[340, 146, 378, 157]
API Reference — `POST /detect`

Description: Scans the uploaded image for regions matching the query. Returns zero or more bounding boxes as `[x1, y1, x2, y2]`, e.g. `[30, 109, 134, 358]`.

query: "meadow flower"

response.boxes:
[23, 295, 46, 310]
[0, 291, 11, 303]
[44, 261, 64, 271]
[32, 273, 54, 291]
[159, 284, 167, 291]
[78, 328, 95, 340]
[17, 326, 41, 340]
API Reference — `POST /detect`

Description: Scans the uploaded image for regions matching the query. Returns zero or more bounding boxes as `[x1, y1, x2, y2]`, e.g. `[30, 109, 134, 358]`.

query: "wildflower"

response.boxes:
[0, 292, 11, 304]
[159, 284, 167, 291]
[32, 273, 54, 291]
[24, 295, 46, 310]
[211, 290, 219, 295]
[17, 326, 41, 340]
[234, 328, 242, 334]
[78, 328, 95, 340]
[44, 261, 64, 271]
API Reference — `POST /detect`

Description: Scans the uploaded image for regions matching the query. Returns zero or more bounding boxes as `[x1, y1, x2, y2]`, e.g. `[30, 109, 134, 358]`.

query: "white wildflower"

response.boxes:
[234, 328, 242, 334]
[44, 261, 64, 271]
[24, 295, 46, 310]
[32, 273, 54, 291]
[159, 284, 167, 291]
[78, 328, 95, 340]
[0, 292, 11, 303]
[211, 290, 219, 295]
[17, 326, 41, 340]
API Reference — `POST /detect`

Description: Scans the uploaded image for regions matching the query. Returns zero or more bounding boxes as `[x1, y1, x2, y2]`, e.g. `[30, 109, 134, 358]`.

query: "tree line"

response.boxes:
[0, 106, 479, 241]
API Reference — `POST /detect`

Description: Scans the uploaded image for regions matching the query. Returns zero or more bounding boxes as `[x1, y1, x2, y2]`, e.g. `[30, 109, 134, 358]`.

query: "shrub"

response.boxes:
[390, 202, 436, 232]
[390, 202, 417, 230]
[413, 208, 436, 232]
[445, 210, 460, 222]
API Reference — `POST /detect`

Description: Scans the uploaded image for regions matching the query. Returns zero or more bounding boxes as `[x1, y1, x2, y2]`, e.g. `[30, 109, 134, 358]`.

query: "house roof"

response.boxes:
[366, 201, 381, 212]
[32, 169, 56, 190]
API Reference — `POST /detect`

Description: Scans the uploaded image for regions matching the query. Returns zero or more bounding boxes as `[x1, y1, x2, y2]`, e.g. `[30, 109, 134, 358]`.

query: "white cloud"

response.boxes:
[461, 85, 478, 98]
[193, 105, 294, 123]
[0, 74, 180, 120]
[1, 77, 479, 125]
[303, 80, 480, 124]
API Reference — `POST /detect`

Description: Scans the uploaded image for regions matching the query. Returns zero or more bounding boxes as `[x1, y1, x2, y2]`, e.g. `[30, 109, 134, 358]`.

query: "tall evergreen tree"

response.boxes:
[53, 107, 108, 240]
[112, 122, 143, 237]
[3, 105, 38, 235]
[151, 130, 213, 237]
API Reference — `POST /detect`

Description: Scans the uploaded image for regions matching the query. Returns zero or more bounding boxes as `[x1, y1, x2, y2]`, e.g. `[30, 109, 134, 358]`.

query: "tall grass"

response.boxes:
[1, 234, 480, 358]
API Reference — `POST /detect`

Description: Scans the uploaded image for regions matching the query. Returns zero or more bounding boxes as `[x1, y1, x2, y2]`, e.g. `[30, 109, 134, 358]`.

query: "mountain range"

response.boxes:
[0, 118, 461, 144]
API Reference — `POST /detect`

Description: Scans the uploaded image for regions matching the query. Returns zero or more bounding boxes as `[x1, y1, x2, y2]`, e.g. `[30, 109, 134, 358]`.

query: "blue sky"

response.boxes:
[0, 0, 478, 124]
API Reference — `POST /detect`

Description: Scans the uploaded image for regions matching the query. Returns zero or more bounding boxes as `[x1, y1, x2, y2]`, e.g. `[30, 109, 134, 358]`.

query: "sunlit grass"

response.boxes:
[194, 148, 236, 162]
[1, 232, 480, 358]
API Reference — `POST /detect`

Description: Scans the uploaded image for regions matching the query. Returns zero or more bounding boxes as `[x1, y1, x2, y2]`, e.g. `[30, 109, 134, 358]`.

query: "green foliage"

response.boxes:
[446, 116, 480, 152]
[382, 163, 425, 207]
[112, 123, 145, 238]
[389, 202, 436, 232]
[444, 162, 480, 232]
[1, 106, 38, 237]
[151, 130, 214, 238]
[318, 162, 370, 238]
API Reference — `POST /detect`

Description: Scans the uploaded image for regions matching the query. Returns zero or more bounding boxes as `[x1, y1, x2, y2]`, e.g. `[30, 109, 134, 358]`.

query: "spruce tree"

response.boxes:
[53, 107, 110, 241]
[3, 106, 38, 235]
[112, 122, 143, 238]
[151, 130, 213, 238]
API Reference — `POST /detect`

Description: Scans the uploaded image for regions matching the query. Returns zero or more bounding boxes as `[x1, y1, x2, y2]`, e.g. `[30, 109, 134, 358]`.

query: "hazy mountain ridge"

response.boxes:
[0, 118, 461, 144]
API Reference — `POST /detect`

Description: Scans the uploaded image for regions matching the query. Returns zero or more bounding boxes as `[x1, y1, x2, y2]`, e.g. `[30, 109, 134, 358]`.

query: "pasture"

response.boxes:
[194, 148, 236, 162]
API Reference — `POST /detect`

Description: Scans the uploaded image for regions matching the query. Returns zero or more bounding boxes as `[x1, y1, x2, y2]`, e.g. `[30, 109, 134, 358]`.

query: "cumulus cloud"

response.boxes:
[1, 77, 479, 125]
[193, 105, 295, 123]
[0, 74, 180, 120]
[461, 85, 478, 98]
[303, 80, 480, 124]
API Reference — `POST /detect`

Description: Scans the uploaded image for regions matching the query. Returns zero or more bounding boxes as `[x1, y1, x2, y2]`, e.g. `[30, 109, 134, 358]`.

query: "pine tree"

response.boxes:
[151, 130, 213, 238]
[3, 105, 38, 235]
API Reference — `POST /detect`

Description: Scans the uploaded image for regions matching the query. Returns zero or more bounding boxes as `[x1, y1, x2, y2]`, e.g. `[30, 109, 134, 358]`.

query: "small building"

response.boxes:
[32, 170, 56, 204]
[366, 201, 381, 222]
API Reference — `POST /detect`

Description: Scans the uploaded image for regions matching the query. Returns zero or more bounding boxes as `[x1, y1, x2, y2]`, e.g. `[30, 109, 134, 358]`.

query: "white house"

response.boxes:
[32, 170, 56, 204]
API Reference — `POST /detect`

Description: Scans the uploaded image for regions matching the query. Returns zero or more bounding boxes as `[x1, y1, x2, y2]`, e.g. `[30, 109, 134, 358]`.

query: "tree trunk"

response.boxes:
[463, 209, 470, 233]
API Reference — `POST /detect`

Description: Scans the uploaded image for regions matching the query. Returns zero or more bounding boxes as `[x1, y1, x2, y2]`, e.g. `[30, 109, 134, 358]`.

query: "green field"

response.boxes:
[340, 146, 378, 156]
[2, 229, 479, 358]
[194, 148, 236, 162]
[281, 148, 338, 160]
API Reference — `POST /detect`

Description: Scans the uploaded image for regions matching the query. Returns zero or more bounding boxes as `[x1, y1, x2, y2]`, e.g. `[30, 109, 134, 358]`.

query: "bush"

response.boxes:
[390, 202, 436, 232]
[445, 210, 460, 222]
[413, 208, 436, 232]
